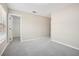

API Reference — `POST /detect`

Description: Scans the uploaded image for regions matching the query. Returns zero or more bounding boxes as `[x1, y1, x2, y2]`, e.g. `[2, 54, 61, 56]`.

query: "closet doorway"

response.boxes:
[8, 14, 21, 42]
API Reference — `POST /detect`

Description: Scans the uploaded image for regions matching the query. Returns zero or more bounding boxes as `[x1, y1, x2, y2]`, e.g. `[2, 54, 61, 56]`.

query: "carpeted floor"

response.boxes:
[2, 37, 79, 56]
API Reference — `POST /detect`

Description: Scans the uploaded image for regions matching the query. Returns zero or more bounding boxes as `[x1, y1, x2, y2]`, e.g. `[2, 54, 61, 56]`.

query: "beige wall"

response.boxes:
[9, 9, 50, 41]
[51, 4, 79, 48]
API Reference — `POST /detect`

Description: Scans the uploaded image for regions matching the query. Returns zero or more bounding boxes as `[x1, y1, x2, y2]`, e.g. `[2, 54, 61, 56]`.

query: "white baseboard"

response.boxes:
[51, 39, 79, 51]
[0, 42, 9, 56]
[21, 37, 49, 42]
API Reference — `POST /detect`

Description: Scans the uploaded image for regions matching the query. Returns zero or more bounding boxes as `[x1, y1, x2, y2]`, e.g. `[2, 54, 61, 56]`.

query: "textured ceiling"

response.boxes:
[7, 3, 72, 18]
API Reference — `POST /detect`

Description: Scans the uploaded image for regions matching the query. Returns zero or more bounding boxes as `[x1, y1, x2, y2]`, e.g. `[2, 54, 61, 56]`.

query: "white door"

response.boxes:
[8, 15, 13, 42]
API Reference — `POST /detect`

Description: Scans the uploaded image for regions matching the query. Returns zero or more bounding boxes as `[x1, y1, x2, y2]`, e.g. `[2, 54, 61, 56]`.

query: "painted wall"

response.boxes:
[51, 4, 79, 49]
[9, 9, 50, 41]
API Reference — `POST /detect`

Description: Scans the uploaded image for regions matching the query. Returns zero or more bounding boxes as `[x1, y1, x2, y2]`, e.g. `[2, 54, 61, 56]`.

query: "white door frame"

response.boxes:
[8, 13, 22, 42]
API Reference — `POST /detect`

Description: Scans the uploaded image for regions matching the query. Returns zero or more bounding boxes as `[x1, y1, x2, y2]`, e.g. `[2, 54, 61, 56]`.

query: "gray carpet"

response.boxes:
[2, 38, 79, 56]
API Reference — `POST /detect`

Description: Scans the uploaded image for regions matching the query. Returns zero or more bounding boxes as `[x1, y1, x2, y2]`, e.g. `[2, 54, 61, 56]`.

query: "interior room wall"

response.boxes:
[9, 9, 50, 41]
[51, 4, 79, 49]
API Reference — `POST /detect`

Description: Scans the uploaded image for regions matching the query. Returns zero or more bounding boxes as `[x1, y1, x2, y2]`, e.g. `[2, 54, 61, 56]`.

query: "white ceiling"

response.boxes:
[7, 3, 72, 18]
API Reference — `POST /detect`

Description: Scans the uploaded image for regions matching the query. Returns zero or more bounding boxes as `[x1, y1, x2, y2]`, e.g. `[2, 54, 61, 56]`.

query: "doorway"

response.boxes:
[8, 14, 21, 42]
